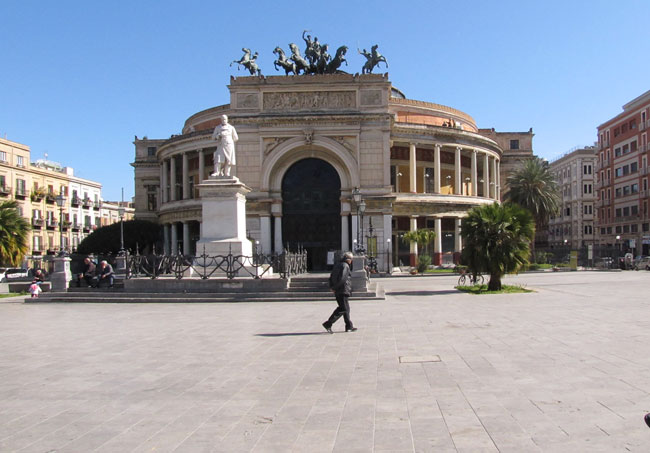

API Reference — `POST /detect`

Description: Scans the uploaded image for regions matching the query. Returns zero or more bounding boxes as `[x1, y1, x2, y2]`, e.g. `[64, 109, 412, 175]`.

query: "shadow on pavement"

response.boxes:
[256, 332, 330, 337]
[387, 290, 459, 296]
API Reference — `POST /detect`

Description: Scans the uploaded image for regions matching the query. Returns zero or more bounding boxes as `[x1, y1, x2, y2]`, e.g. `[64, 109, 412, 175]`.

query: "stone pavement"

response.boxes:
[1, 271, 650, 452]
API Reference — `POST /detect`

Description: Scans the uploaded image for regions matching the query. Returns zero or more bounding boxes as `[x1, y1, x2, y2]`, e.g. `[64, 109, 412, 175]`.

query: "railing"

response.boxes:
[15, 188, 27, 197]
[0, 185, 10, 196]
[125, 247, 308, 280]
[31, 218, 44, 227]
[71, 196, 81, 206]
[82, 198, 93, 208]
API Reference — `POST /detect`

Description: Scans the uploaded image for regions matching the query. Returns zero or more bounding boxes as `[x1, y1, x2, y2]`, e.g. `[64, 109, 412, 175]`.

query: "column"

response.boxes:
[454, 218, 462, 264]
[491, 157, 498, 199]
[483, 153, 489, 197]
[341, 216, 349, 251]
[351, 215, 359, 252]
[182, 221, 190, 255]
[455, 147, 462, 195]
[162, 160, 169, 203]
[409, 216, 418, 267]
[273, 216, 283, 252]
[496, 160, 501, 199]
[182, 152, 189, 200]
[434, 144, 441, 193]
[409, 143, 417, 193]
[163, 223, 171, 255]
[198, 149, 205, 185]
[471, 150, 478, 196]
[170, 222, 178, 254]
[434, 217, 442, 265]
[170, 156, 177, 201]
[260, 215, 272, 254]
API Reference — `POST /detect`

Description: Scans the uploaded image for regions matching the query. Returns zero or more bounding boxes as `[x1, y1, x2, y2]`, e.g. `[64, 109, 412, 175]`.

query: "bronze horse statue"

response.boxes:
[359, 45, 388, 74]
[231, 48, 262, 76]
[326, 45, 348, 73]
[273, 47, 297, 75]
[288, 43, 311, 74]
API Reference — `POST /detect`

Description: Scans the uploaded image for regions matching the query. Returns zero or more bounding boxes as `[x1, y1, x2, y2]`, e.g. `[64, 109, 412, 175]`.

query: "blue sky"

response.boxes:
[2, 0, 649, 201]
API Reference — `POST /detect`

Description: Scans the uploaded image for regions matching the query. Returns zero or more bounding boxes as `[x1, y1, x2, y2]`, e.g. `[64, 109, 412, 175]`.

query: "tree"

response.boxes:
[460, 202, 535, 291]
[401, 229, 436, 272]
[504, 157, 560, 251]
[0, 200, 31, 266]
[77, 220, 161, 255]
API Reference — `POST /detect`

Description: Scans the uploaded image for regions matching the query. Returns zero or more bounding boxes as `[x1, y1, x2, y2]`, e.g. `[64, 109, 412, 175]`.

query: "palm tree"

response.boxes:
[0, 200, 31, 267]
[504, 157, 560, 253]
[460, 202, 535, 291]
[401, 228, 436, 272]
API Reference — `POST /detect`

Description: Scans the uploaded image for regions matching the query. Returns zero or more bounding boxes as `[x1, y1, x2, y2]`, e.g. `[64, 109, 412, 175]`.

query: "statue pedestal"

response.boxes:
[351, 255, 368, 292]
[196, 176, 265, 276]
[51, 256, 72, 292]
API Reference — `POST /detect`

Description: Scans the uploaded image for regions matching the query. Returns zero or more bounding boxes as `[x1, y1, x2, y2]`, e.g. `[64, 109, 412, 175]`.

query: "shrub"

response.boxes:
[417, 254, 431, 273]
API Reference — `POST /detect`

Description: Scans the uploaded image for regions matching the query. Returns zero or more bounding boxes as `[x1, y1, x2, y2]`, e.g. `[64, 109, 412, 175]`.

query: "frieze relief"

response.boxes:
[236, 93, 259, 109]
[263, 137, 291, 155]
[263, 91, 356, 111]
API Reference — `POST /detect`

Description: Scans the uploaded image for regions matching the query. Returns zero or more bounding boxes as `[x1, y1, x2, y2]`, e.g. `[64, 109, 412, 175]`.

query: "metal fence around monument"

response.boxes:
[124, 246, 307, 280]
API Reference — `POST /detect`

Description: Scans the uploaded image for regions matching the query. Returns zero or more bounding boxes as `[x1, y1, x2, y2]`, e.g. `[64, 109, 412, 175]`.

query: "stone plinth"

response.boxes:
[50, 256, 72, 291]
[196, 176, 252, 257]
[351, 255, 368, 292]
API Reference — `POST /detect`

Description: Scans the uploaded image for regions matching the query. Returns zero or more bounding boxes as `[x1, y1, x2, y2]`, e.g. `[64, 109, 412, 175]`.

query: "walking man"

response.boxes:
[323, 251, 357, 333]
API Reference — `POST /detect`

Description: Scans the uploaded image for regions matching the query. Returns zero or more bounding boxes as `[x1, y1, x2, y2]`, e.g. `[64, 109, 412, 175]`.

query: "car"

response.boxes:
[3, 268, 29, 281]
[634, 256, 650, 270]
[0, 268, 7, 282]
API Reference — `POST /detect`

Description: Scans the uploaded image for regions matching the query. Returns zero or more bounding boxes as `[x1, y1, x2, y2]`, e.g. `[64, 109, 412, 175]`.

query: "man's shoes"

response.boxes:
[322, 323, 333, 334]
[346, 327, 358, 332]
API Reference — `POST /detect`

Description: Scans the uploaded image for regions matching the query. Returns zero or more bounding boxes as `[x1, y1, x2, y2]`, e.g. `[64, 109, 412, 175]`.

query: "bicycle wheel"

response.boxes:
[458, 274, 467, 286]
[477, 274, 485, 285]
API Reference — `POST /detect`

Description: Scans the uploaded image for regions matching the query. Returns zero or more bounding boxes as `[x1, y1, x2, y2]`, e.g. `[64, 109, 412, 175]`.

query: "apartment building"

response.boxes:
[0, 137, 103, 258]
[548, 147, 597, 248]
[596, 90, 650, 255]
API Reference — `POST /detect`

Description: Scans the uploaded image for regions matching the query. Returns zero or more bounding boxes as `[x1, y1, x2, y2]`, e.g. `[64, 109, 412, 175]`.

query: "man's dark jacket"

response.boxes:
[329, 259, 352, 296]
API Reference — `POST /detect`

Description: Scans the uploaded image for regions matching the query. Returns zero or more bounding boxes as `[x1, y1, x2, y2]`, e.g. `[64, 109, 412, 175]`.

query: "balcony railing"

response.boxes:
[45, 193, 56, 204]
[31, 218, 44, 227]
[83, 225, 91, 232]
[46, 219, 59, 228]
[0, 185, 10, 196]
[82, 198, 93, 208]
[62, 221, 72, 229]
[93, 201, 101, 209]
[72, 223, 82, 230]
[71, 196, 81, 206]
[598, 140, 610, 150]
[641, 121, 648, 131]
[15, 188, 27, 197]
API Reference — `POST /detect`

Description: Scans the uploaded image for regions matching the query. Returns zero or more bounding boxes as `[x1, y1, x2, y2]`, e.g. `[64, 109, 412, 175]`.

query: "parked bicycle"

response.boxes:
[457, 268, 485, 286]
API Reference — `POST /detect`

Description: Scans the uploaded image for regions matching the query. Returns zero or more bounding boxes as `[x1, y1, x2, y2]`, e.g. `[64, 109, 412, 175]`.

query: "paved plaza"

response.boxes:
[1, 271, 650, 452]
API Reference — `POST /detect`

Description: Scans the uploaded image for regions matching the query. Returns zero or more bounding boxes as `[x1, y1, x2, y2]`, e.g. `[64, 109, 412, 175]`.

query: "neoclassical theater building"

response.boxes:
[132, 73, 533, 270]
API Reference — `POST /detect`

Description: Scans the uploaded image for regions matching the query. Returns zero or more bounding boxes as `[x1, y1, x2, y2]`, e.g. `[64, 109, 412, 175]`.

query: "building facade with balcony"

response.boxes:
[547, 147, 597, 248]
[0, 137, 103, 261]
[596, 90, 650, 255]
[133, 74, 533, 270]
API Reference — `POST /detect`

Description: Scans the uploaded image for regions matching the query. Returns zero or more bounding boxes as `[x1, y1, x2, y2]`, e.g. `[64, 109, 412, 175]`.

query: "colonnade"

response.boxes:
[401, 143, 501, 199]
[160, 148, 207, 203]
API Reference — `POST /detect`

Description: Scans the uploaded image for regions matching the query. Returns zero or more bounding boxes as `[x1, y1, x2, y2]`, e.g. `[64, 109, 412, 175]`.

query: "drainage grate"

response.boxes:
[399, 355, 441, 363]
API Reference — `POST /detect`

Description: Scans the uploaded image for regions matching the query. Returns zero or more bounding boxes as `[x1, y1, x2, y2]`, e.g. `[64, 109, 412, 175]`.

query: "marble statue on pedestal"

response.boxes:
[211, 115, 238, 177]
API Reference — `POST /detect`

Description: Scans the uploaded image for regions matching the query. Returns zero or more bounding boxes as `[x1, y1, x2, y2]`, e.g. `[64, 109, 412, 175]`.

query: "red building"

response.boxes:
[596, 90, 650, 255]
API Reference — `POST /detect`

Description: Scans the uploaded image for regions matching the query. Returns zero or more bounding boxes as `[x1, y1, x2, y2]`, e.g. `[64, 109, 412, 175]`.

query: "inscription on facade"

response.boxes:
[236, 93, 259, 109]
[360, 89, 382, 106]
[263, 91, 356, 111]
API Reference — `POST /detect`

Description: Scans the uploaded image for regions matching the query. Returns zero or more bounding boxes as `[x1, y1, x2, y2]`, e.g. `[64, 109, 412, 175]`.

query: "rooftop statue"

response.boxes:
[231, 48, 262, 76]
[359, 44, 388, 74]
[273, 47, 297, 75]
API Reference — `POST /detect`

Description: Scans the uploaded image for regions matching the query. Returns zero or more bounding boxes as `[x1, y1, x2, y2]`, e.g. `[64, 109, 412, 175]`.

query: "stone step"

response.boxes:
[27, 291, 383, 303]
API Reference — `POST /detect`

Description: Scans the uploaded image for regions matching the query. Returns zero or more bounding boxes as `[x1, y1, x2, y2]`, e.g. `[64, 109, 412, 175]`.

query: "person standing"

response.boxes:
[323, 251, 357, 333]
[211, 114, 238, 177]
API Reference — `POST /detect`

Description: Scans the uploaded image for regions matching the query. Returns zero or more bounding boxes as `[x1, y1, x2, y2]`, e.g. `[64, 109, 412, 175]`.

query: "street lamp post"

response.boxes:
[352, 187, 366, 255]
[55, 193, 67, 256]
[386, 238, 392, 274]
[118, 188, 125, 256]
